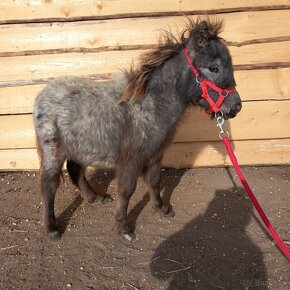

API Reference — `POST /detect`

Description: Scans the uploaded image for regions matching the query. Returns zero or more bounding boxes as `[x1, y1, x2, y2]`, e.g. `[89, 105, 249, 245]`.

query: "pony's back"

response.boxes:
[33, 76, 130, 169]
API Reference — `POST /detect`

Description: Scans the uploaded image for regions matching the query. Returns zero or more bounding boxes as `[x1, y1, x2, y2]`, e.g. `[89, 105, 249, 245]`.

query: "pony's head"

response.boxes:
[184, 19, 241, 119]
[122, 18, 242, 119]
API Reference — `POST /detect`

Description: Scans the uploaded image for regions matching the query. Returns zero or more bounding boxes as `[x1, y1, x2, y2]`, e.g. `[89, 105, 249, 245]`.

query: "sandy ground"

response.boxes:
[0, 166, 289, 289]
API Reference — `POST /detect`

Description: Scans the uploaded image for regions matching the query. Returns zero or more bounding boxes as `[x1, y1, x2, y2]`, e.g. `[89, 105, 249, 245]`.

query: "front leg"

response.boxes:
[115, 162, 138, 241]
[143, 158, 175, 217]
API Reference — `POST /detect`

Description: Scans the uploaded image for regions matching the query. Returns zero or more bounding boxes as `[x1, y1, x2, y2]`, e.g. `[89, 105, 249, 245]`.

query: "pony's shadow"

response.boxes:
[127, 169, 188, 232]
[56, 194, 83, 235]
[56, 168, 188, 235]
[150, 187, 268, 289]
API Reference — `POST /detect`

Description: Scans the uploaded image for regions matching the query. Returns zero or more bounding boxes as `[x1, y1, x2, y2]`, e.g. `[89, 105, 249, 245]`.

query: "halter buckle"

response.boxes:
[221, 90, 229, 98]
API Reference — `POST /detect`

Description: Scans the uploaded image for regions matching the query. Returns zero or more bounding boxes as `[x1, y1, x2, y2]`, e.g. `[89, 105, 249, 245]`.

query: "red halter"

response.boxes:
[183, 48, 236, 114]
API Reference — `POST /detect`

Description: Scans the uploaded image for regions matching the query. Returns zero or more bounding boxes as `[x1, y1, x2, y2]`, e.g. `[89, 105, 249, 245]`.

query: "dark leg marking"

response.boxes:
[115, 162, 139, 241]
[40, 153, 65, 241]
[67, 160, 112, 204]
[143, 159, 175, 218]
[41, 170, 62, 241]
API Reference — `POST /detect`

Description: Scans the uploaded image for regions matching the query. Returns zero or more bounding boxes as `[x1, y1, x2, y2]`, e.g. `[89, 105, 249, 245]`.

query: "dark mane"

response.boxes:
[121, 18, 224, 102]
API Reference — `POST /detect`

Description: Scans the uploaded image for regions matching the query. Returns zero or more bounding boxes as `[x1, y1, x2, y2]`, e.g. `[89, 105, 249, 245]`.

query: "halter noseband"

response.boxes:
[183, 48, 236, 114]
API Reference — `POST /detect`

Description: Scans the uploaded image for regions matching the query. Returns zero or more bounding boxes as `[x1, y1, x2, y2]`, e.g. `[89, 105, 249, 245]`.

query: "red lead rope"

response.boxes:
[184, 47, 289, 259]
[222, 136, 290, 260]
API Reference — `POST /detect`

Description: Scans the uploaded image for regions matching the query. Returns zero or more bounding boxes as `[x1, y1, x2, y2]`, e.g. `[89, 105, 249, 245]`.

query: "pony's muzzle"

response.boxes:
[227, 103, 242, 118]
[220, 91, 242, 119]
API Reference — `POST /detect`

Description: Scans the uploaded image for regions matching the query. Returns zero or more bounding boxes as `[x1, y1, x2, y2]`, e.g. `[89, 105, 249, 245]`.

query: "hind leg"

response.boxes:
[115, 161, 139, 241]
[66, 160, 112, 203]
[143, 159, 175, 217]
[40, 148, 66, 241]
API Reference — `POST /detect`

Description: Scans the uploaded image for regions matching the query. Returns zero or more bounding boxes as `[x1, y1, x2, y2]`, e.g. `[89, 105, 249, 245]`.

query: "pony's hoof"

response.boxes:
[122, 232, 136, 242]
[103, 196, 113, 203]
[164, 209, 175, 218]
[80, 190, 96, 203]
[49, 230, 62, 241]
[85, 194, 97, 203]
[95, 195, 113, 204]
[160, 206, 175, 218]
[86, 195, 96, 203]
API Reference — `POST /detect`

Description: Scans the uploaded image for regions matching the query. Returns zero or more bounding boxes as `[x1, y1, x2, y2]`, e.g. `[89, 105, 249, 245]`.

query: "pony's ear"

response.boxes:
[192, 20, 210, 51]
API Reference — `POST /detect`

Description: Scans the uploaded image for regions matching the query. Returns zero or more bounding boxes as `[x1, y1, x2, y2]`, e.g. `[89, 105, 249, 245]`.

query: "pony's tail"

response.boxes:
[35, 133, 43, 174]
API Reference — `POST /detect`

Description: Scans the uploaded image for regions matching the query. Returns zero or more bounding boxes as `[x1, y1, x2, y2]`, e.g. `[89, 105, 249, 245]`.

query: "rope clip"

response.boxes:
[215, 112, 230, 139]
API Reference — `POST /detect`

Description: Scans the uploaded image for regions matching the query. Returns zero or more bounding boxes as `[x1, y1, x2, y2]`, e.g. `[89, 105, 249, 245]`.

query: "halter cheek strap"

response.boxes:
[183, 48, 236, 114]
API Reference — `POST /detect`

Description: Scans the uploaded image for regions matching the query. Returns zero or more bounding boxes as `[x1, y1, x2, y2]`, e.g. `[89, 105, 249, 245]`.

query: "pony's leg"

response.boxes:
[115, 162, 138, 241]
[143, 159, 175, 217]
[66, 160, 112, 203]
[40, 147, 66, 241]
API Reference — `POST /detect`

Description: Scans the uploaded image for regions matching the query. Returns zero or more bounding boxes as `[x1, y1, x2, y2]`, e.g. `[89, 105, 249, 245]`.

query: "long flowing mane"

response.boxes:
[121, 18, 223, 102]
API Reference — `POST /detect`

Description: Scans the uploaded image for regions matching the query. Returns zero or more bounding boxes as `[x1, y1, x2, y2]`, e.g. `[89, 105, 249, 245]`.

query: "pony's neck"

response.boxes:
[144, 49, 200, 120]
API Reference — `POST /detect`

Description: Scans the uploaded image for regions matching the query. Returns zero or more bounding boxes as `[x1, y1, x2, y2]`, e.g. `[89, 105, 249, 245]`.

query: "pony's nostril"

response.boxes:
[227, 104, 242, 118]
[236, 104, 242, 113]
[232, 104, 242, 114]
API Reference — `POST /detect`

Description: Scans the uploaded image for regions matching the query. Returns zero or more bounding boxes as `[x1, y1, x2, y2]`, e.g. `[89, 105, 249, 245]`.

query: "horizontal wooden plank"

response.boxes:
[0, 50, 138, 83]
[230, 41, 290, 67]
[0, 84, 43, 114]
[173, 100, 290, 142]
[2, 10, 290, 55]
[1, 41, 290, 84]
[1, 100, 289, 149]
[0, 114, 37, 149]
[1, 68, 289, 114]
[1, 0, 289, 23]
[235, 68, 290, 101]
[0, 148, 39, 170]
[1, 139, 289, 170]
[163, 139, 290, 168]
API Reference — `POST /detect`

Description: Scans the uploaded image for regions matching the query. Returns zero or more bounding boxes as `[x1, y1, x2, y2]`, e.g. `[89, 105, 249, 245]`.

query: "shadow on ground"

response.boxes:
[127, 169, 189, 232]
[150, 187, 268, 289]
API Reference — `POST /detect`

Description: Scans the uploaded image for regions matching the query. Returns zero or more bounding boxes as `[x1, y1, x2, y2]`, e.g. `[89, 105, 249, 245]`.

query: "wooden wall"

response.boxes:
[0, 0, 290, 170]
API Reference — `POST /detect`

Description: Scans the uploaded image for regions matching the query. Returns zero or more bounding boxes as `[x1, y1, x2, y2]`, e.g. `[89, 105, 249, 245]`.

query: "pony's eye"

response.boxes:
[208, 66, 219, 73]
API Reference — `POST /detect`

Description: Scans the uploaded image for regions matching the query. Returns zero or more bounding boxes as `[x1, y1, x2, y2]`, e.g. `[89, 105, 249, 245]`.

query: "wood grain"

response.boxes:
[0, 84, 43, 114]
[1, 67, 289, 115]
[1, 0, 289, 23]
[1, 1, 289, 169]
[1, 139, 289, 170]
[1, 41, 290, 85]
[163, 139, 290, 168]
[1, 10, 290, 56]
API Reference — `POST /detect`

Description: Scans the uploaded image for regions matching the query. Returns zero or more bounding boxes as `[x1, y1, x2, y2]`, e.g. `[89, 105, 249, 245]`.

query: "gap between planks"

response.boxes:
[1, 36, 290, 58]
[1, 62, 290, 89]
[1, 5, 290, 25]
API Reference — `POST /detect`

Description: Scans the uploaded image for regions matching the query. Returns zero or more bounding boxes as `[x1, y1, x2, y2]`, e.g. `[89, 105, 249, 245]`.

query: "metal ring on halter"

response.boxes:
[216, 115, 225, 127]
[196, 76, 203, 84]
[221, 90, 229, 98]
[215, 111, 224, 119]
[215, 111, 225, 127]
[215, 111, 230, 139]
[219, 130, 230, 139]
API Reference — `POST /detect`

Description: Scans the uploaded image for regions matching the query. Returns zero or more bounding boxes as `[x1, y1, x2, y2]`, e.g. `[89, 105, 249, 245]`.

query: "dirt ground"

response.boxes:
[0, 166, 289, 290]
